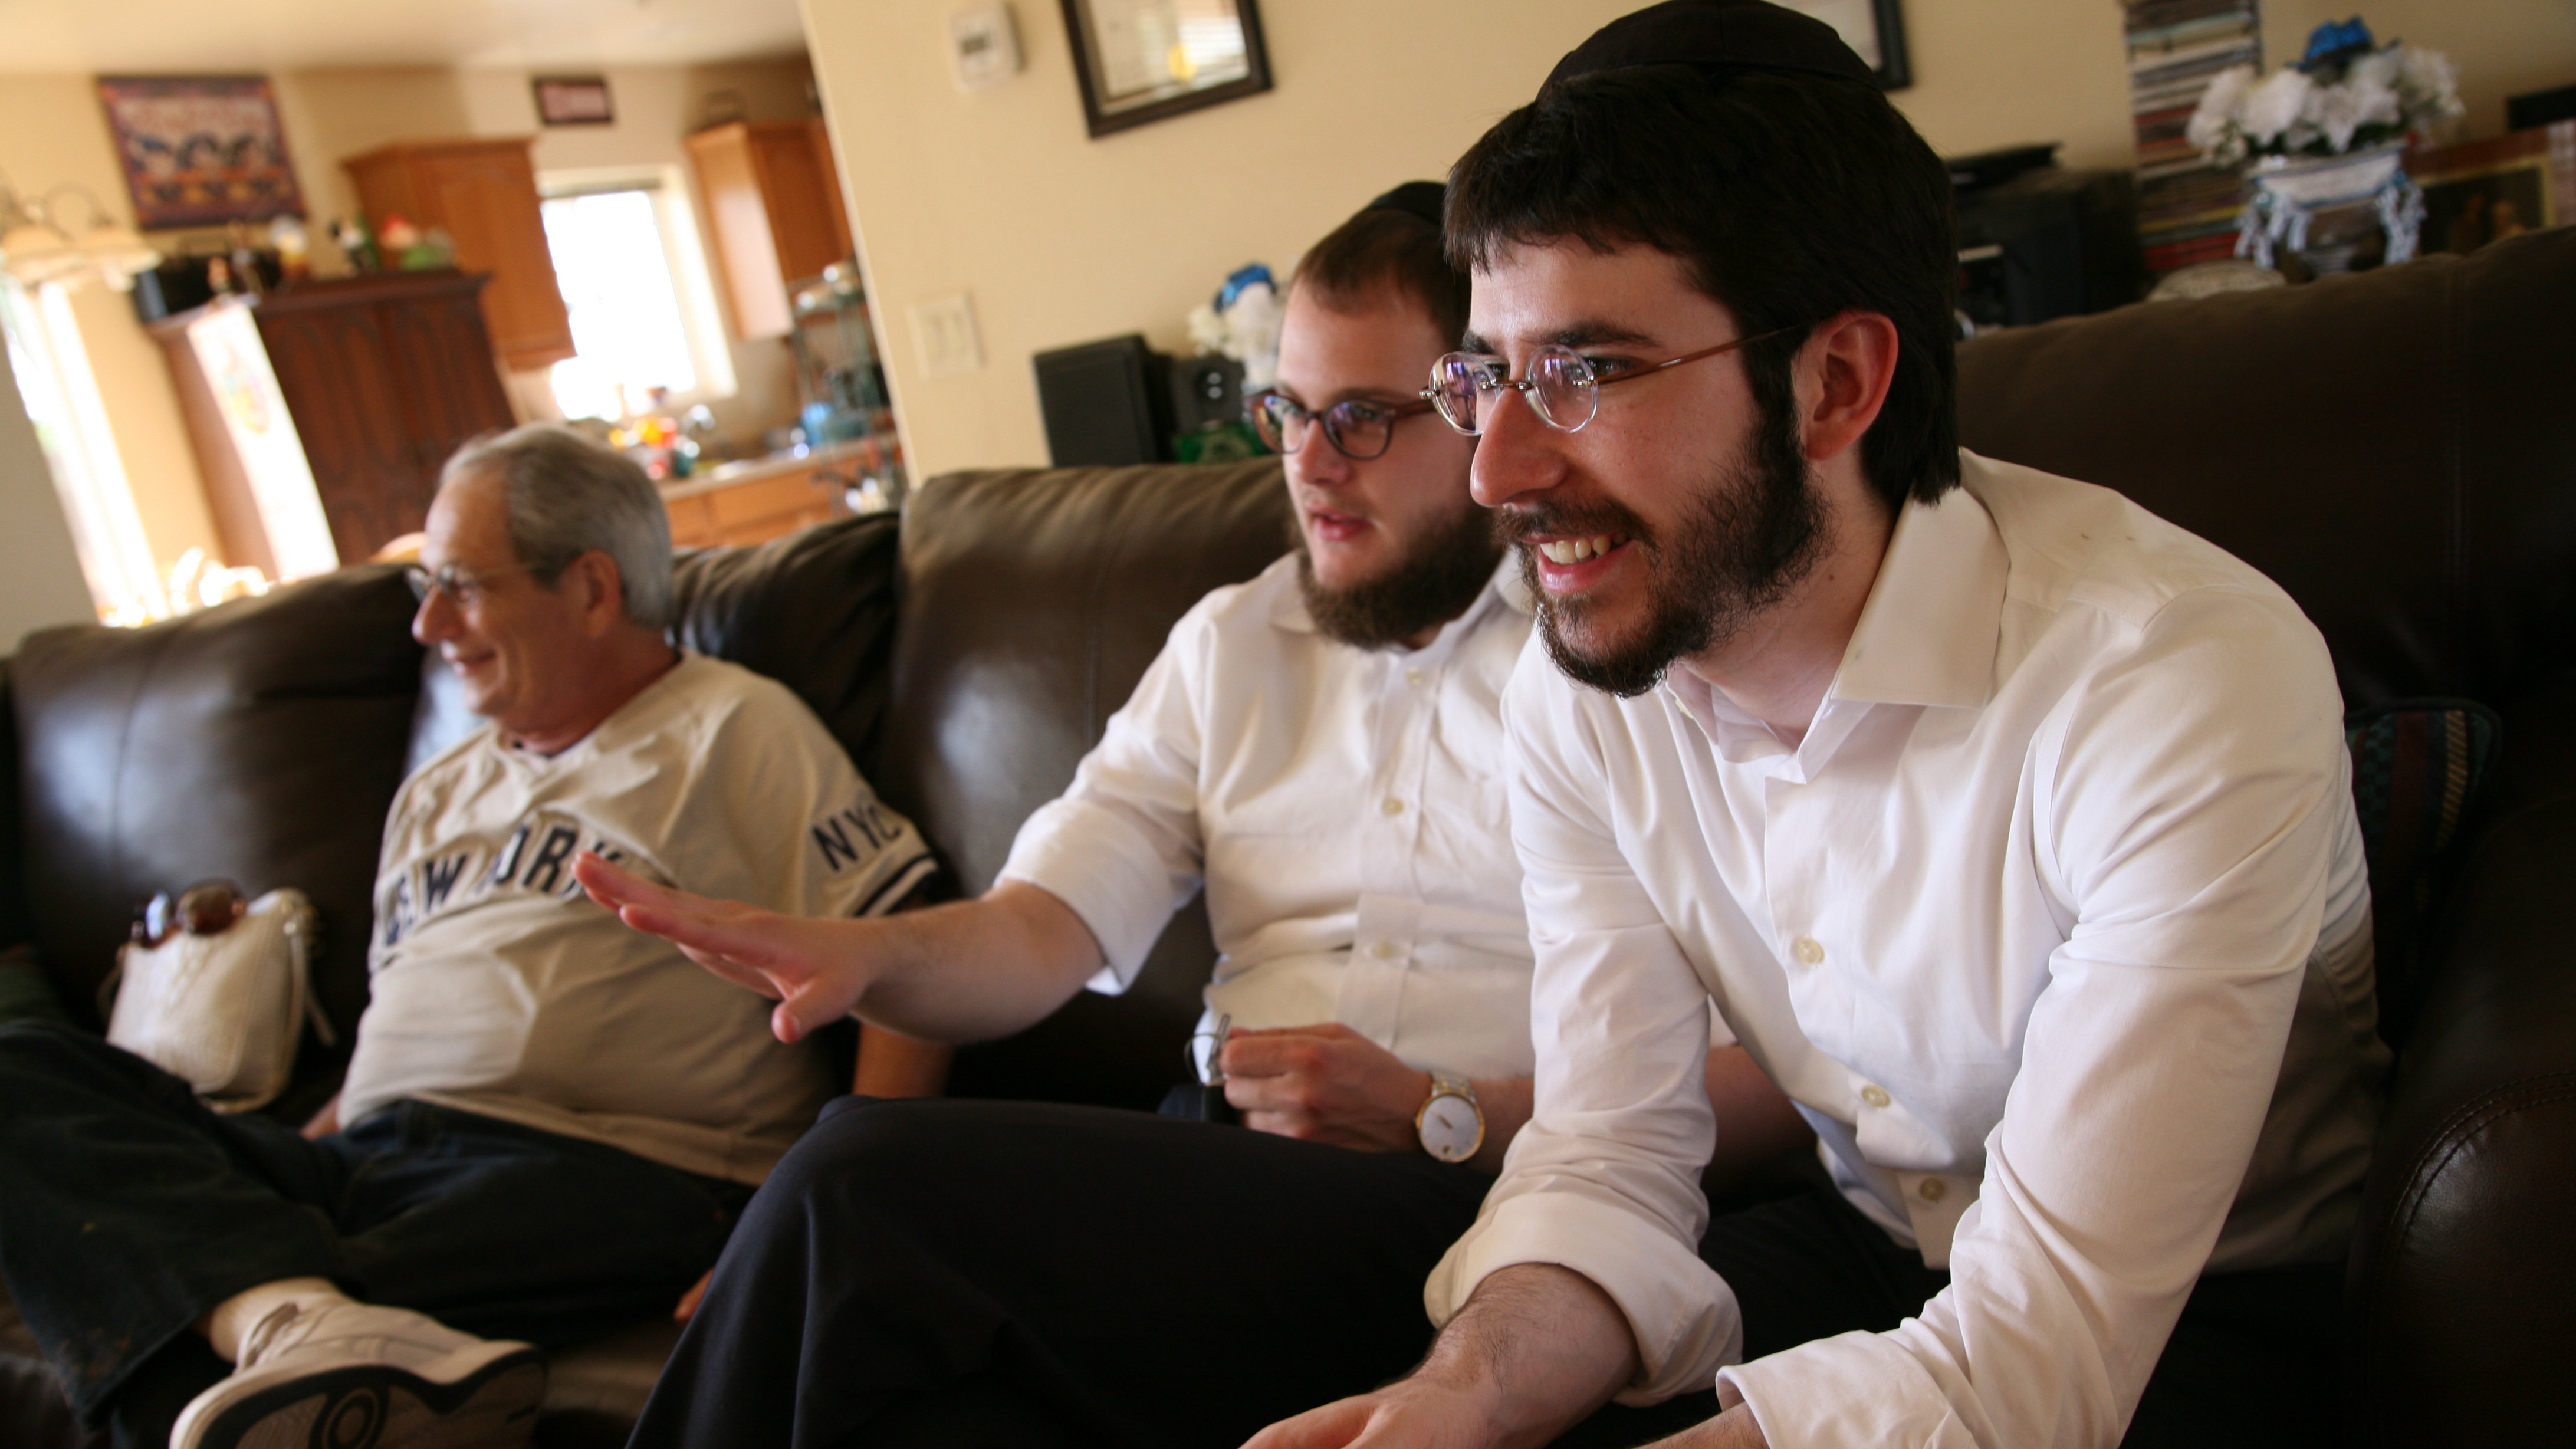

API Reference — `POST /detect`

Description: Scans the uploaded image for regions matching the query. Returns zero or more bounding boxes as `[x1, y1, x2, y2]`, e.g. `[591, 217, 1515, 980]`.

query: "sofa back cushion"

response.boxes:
[881, 461, 1293, 1108]
[1956, 225, 2576, 712]
[9, 566, 425, 1053]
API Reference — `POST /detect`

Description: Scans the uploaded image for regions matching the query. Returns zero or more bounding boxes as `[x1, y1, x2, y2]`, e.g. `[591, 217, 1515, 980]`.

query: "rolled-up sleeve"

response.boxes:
[997, 609, 1210, 993]
[1425, 642, 1739, 1402]
[1722, 587, 2350, 1447]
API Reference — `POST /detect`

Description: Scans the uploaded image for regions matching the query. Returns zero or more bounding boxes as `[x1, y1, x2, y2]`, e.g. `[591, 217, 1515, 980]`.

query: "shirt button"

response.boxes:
[1860, 1084, 1891, 1109]
[1792, 937, 1825, 966]
[1405, 668, 1427, 686]
[1381, 798, 1405, 816]
[1918, 1177, 1947, 1203]
[1371, 940, 1399, 960]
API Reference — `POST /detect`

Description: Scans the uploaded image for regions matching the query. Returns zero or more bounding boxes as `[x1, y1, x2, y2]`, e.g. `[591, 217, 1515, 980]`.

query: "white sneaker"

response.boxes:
[170, 1299, 546, 1449]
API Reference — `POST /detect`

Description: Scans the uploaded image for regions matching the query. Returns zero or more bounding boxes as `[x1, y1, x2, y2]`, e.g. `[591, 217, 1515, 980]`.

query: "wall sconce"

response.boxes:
[0, 173, 163, 291]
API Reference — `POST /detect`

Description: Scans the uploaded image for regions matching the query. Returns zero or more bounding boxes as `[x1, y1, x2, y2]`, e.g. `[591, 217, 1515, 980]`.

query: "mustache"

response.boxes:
[1496, 498, 1657, 550]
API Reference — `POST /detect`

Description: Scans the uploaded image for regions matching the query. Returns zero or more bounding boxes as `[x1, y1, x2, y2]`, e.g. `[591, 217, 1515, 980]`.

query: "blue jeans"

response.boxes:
[0, 1021, 751, 1447]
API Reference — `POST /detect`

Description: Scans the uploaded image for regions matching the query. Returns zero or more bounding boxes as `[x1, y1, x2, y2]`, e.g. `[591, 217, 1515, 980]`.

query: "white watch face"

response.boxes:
[1419, 1093, 1482, 1164]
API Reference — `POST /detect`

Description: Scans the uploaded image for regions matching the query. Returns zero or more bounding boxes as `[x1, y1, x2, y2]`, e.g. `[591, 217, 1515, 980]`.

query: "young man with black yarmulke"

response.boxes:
[1252, 4, 2381, 1448]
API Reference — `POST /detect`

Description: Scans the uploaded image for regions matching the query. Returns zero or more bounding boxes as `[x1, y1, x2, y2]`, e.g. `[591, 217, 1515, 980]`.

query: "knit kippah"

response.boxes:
[1545, 0, 1874, 91]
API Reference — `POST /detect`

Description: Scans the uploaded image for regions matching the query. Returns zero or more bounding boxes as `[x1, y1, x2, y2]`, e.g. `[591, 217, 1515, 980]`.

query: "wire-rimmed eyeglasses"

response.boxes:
[1420, 324, 1803, 436]
[1246, 389, 1441, 461]
[404, 563, 538, 609]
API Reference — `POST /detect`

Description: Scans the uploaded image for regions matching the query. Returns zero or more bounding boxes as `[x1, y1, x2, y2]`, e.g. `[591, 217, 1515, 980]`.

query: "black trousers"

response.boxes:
[0, 1022, 752, 1449]
[629, 1096, 2340, 1449]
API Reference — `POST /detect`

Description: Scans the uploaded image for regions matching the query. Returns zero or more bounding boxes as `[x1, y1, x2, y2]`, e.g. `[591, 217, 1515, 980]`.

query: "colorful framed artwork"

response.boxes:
[1780, 0, 1912, 90]
[533, 76, 616, 127]
[1059, 0, 1273, 139]
[96, 75, 305, 229]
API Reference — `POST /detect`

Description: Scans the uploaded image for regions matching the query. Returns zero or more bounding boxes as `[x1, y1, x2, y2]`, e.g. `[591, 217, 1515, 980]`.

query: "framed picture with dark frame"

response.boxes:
[96, 75, 306, 228]
[533, 76, 616, 127]
[1780, 0, 1911, 90]
[1058, 0, 1273, 139]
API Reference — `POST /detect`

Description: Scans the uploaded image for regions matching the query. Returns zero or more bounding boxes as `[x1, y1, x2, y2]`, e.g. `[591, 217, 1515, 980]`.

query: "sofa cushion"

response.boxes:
[9, 566, 424, 1065]
[1957, 225, 2576, 712]
[669, 511, 907, 777]
[883, 461, 1294, 1108]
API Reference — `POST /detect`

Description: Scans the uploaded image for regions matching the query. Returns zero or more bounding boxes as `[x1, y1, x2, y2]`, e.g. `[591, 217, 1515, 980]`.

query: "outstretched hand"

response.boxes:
[1221, 1023, 1432, 1154]
[573, 852, 872, 1044]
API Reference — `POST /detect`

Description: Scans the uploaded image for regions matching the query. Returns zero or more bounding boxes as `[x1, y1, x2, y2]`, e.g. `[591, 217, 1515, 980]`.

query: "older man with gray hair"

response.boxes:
[0, 425, 935, 1449]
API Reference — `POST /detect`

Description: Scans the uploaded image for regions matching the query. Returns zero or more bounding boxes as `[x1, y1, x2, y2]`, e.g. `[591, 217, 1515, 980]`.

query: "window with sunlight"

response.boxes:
[541, 188, 701, 422]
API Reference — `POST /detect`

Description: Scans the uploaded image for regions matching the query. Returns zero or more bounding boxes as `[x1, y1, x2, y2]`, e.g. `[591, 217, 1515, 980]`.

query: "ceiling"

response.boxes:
[0, 0, 809, 74]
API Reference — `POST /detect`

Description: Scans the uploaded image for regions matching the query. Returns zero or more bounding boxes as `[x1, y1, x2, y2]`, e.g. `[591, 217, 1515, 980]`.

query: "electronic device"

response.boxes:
[948, 4, 1023, 93]
[1033, 334, 1174, 467]
[1951, 152, 2147, 332]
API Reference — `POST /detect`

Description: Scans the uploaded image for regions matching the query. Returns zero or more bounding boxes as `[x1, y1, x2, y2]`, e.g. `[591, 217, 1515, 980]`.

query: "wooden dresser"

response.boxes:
[151, 271, 517, 570]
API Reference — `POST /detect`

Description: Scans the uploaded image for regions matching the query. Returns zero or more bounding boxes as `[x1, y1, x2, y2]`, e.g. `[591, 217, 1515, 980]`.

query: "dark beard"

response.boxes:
[1506, 395, 1825, 698]
[1294, 502, 1506, 650]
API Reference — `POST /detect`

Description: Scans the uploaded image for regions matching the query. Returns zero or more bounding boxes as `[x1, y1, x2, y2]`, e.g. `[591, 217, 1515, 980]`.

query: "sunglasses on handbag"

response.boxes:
[131, 880, 248, 947]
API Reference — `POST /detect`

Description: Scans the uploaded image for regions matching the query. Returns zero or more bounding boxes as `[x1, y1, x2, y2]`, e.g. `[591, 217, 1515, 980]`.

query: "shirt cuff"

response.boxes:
[996, 796, 1194, 993]
[1719, 1329, 1976, 1448]
[1424, 1189, 1740, 1404]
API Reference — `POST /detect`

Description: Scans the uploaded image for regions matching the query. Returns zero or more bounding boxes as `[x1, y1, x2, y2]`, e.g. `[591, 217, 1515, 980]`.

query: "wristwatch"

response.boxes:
[1415, 1070, 1485, 1164]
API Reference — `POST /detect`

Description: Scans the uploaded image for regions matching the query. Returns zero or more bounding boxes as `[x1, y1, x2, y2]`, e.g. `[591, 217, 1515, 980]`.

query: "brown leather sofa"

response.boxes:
[4, 224, 2570, 1447]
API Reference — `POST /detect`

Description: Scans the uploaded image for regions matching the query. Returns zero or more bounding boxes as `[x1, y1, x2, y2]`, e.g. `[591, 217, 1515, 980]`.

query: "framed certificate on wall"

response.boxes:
[1059, 0, 1273, 137]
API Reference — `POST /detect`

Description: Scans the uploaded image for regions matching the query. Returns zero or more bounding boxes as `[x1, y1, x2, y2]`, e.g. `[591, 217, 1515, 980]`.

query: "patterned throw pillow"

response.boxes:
[2344, 699, 2501, 1046]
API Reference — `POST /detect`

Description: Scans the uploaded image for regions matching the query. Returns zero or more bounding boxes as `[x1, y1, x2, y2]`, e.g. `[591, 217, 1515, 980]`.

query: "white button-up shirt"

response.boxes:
[1429, 454, 2385, 1446]
[999, 554, 1540, 1079]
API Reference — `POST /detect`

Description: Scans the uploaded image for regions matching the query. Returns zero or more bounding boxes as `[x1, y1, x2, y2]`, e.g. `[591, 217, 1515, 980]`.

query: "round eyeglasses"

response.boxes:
[1420, 325, 1803, 436]
[1246, 389, 1441, 461]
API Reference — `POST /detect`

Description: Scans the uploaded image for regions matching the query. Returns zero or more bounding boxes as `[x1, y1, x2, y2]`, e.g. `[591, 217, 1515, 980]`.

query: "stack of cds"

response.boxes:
[2126, 0, 2263, 275]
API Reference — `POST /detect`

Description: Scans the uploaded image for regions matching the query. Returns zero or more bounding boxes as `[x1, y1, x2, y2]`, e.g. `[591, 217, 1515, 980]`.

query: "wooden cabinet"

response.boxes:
[342, 139, 575, 370]
[151, 271, 518, 569]
[662, 455, 857, 550]
[685, 119, 854, 340]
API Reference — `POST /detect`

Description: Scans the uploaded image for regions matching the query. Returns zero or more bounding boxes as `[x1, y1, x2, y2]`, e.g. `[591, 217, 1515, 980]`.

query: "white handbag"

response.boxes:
[106, 888, 336, 1113]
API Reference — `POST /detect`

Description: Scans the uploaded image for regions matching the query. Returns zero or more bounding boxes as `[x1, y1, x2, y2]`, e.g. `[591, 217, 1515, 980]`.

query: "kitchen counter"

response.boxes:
[659, 439, 874, 502]
[656, 441, 891, 549]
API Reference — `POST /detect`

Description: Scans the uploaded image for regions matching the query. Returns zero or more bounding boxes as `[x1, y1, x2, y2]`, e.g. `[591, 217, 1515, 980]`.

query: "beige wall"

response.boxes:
[2263, 0, 2576, 142]
[803, 0, 2149, 478]
[272, 67, 475, 238]
[0, 317, 109, 646]
[809, 0, 2576, 480]
[0, 73, 225, 579]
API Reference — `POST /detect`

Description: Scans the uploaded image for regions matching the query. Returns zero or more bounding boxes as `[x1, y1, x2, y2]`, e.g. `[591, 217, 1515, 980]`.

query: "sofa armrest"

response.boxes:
[2345, 782, 2576, 1445]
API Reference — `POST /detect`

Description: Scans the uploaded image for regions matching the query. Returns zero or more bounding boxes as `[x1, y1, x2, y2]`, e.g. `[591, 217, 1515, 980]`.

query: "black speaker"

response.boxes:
[1953, 156, 2147, 331]
[1033, 334, 1175, 466]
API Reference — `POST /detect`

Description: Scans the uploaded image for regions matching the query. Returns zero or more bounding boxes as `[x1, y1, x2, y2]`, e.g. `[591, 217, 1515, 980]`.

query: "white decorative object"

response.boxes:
[949, 4, 1023, 93]
[2238, 143, 2426, 271]
[2186, 19, 2461, 277]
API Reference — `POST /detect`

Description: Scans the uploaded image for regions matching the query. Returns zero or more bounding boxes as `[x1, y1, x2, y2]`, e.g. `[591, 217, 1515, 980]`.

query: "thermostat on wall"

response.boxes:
[949, 4, 1023, 93]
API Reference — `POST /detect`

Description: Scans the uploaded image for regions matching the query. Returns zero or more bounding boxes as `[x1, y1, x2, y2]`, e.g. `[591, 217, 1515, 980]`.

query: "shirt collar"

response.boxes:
[1827, 475, 2009, 710]
[1271, 553, 1530, 659]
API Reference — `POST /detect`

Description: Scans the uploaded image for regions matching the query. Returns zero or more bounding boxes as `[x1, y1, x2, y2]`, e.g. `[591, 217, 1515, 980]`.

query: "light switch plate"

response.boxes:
[948, 4, 1022, 93]
[909, 293, 985, 377]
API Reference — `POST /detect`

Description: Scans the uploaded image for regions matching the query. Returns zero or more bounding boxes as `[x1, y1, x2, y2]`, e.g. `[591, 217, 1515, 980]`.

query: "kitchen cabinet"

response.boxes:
[150, 270, 518, 571]
[342, 139, 576, 370]
[685, 119, 854, 340]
